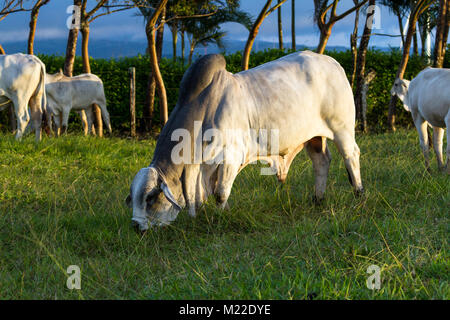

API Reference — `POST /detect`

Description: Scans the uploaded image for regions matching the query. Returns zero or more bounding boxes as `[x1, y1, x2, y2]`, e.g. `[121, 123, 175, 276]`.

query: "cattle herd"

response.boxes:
[0, 53, 112, 139]
[0, 51, 448, 232]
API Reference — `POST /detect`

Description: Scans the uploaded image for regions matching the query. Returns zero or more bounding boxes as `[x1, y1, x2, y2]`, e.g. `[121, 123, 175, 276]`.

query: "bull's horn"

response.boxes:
[161, 182, 182, 211]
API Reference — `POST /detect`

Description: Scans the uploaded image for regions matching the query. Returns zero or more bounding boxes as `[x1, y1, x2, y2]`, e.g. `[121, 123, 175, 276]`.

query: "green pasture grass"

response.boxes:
[0, 130, 448, 299]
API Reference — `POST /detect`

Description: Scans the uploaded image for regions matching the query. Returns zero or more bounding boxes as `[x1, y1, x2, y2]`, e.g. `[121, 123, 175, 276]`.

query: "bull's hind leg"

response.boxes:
[306, 137, 332, 202]
[333, 131, 364, 195]
[85, 107, 95, 136]
[12, 96, 30, 140]
[214, 163, 240, 209]
[53, 112, 62, 137]
[432, 126, 445, 171]
[97, 102, 112, 135]
[29, 94, 42, 142]
[445, 113, 450, 174]
[61, 109, 71, 134]
[413, 113, 431, 172]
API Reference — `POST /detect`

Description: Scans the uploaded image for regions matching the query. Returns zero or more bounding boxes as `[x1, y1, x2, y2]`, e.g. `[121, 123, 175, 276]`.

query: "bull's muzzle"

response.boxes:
[131, 219, 148, 234]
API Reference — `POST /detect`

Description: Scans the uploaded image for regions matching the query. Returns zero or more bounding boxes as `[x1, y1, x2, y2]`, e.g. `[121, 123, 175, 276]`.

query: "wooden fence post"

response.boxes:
[129, 67, 136, 138]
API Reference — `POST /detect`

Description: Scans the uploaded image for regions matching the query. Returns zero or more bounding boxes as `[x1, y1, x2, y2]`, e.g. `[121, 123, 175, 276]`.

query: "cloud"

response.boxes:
[0, 27, 67, 43]
[0, 24, 147, 43]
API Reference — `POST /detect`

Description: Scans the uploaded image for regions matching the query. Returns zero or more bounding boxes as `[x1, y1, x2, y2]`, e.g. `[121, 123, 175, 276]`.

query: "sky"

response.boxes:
[0, 0, 438, 50]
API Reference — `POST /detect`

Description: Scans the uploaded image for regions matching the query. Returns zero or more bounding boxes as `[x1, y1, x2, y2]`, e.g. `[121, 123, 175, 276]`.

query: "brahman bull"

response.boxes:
[45, 70, 112, 136]
[391, 67, 450, 173]
[0, 53, 46, 141]
[127, 51, 364, 231]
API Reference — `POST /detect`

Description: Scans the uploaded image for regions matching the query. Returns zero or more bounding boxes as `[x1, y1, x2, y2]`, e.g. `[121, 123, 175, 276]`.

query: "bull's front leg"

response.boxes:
[306, 137, 332, 203]
[79, 110, 89, 136]
[84, 107, 95, 136]
[61, 108, 71, 134]
[28, 95, 42, 142]
[182, 164, 201, 217]
[432, 126, 445, 171]
[413, 113, 430, 172]
[53, 112, 62, 137]
[214, 163, 240, 210]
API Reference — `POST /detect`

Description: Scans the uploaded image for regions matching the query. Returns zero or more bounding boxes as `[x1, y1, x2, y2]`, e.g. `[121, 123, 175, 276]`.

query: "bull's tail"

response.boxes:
[30, 56, 47, 115]
[38, 59, 47, 116]
[29, 55, 47, 141]
[98, 85, 112, 134]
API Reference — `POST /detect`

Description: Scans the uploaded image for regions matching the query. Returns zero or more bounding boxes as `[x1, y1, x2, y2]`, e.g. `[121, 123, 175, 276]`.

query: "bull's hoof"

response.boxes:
[312, 195, 324, 205]
[355, 187, 365, 197]
[131, 221, 147, 235]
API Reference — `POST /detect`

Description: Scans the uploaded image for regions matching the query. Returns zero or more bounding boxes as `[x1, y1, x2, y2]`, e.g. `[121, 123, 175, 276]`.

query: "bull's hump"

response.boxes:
[178, 54, 226, 105]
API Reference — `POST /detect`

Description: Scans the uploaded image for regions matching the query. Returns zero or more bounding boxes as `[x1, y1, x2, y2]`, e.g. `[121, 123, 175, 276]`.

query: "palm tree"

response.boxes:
[182, 1, 252, 65]
[418, 3, 438, 62]
[379, 0, 410, 47]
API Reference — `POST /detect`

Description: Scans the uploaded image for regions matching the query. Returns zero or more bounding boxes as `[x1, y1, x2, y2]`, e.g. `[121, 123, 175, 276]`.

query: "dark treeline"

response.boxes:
[1, 47, 445, 134]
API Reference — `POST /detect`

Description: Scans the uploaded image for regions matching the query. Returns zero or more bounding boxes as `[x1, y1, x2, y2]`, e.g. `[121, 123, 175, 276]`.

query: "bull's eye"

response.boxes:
[145, 190, 161, 208]
[146, 195, 156, 207]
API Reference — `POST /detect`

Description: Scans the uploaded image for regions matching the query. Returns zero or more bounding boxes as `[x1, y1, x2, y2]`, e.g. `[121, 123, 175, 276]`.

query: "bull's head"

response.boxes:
[391, 78, 411, 111]
[126, 167, 183, 232]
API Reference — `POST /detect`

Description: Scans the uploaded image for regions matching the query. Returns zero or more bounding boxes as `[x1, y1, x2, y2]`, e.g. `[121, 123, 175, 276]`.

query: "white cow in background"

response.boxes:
[391, 67, 450, 173]
[0, 53, 46, 141]
[45, 70, 112, 136]
[127, 51, 364, 232]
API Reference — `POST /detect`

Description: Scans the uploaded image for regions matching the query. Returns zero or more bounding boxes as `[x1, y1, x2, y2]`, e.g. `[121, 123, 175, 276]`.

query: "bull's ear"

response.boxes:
[161, 182, 182, 211]
[125, 194, 132, 208]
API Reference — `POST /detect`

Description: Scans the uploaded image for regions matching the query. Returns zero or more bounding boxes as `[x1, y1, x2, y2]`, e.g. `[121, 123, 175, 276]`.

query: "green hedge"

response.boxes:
[1, 47, 448, 133]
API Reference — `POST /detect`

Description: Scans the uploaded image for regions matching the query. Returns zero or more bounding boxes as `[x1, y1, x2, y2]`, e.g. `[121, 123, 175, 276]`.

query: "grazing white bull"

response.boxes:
[45, 71, 112, 135]
[0, 53, 46, 141]
[391, 67, 450, 173]
[127, 51, 364, 232]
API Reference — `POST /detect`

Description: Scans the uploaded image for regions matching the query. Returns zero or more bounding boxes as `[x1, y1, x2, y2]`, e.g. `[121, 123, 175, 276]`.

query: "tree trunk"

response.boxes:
[146, 0, 169, 126]
[0, 44, 5, 54]
[433, 0, 449, 68]
[64, 28, 79, 77]
[354, 0, 375, 132]
[413, 29, 418, 56]
[170, 23, 178, 62]
[316, 26, 332, 54]
[64, 0, 82, 77]
[388, 12, 420, 130]
[28, 7, 40, 55]
[434, 0, 447, 68]
[242, 0, 273, 70]
[81, 25, 102, 137]
[143, 13, 165, 132]
[156, 11, 165, 61]
[150, 27, 168, 125]
[81, 27, 91, 73]
[291, 0, 295, 50]
[442, 3, 450, 60]
[143, 74, 156, 132]
[350, 2, 360, 88]
[277, 0, 283, 50]
[188, 41, 195, 65]
[181, 29, 185, 64]
[396, 11, 405, 47]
